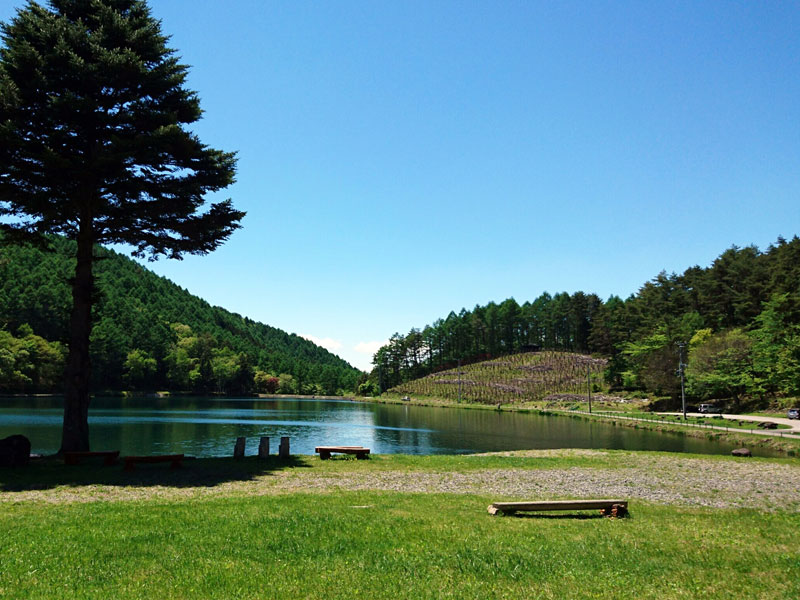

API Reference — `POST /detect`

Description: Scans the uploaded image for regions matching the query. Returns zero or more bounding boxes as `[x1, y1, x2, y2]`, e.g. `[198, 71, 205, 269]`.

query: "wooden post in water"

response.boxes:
[279, 436, 290, 459]
[233, 437, 246, 459]
[258, 437, 270, 458]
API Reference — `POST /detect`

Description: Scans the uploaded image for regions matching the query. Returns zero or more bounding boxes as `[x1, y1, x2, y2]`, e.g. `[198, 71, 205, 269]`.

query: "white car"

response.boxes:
[698, 403, 723, 414]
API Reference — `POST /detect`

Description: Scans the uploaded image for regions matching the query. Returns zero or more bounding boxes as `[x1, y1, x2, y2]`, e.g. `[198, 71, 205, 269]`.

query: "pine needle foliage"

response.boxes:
[0, 0, 244, 451]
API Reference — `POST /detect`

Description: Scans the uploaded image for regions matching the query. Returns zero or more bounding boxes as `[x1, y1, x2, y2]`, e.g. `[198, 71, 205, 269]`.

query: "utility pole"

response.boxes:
[457, 358, 462, 404]
[587, 364, 592, 414]
[676, 342, 687, 420]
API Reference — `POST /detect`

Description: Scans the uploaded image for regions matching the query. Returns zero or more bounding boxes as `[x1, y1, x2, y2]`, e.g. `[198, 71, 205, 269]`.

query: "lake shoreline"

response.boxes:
[3, 449, 798, 509]
[3, 394, 795, 458]
[355, 393, 800, 456]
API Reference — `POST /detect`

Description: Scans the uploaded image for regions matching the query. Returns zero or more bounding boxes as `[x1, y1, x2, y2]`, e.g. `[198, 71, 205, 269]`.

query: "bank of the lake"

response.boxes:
[1, 395, 787, 458]
[366, 393, 800, 457]
[1, 451, 798, 599]
[3, 449, 799, 509]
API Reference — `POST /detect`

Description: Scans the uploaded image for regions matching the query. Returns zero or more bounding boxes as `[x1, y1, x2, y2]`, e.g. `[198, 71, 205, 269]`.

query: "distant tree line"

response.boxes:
[372, 236, 800, 405]
[0, 236, 361, 395]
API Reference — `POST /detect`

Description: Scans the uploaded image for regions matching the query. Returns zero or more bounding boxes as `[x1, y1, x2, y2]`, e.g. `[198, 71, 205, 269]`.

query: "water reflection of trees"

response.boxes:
[1, 396, 763, 457]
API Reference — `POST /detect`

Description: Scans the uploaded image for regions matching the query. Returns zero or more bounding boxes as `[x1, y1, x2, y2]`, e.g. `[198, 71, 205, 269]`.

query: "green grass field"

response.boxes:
[2, 452, 799, 599]
[2, 493, 799, 599]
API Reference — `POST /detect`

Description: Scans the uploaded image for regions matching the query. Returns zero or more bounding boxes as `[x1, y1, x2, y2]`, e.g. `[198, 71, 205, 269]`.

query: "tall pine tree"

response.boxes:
[0, 0, 244, 451]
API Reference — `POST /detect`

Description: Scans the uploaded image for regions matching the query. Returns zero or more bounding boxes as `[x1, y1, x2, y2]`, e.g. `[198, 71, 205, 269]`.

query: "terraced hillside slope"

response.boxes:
[391, 351, 606, 405]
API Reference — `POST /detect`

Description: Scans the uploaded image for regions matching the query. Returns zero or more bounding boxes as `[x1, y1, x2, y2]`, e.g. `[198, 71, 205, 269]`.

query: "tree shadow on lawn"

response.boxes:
[0, 455, 311, 492]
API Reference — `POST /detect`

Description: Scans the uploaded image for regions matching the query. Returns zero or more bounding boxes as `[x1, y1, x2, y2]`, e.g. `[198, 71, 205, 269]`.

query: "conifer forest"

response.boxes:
[373, 236, 800, 407]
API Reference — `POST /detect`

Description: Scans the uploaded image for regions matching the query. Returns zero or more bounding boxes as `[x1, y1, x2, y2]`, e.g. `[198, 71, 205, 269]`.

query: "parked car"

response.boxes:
[788, 408, 800, 420]
[698, 403, 723, 414]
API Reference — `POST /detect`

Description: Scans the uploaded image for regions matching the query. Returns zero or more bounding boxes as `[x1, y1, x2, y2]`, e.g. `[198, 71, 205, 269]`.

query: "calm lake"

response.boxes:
[0, 396, 778, 458]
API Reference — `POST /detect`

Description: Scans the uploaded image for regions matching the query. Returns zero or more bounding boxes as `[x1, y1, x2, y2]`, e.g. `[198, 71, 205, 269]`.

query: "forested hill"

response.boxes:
[0, 236, 361, 394]
[374, 236, 800, 405]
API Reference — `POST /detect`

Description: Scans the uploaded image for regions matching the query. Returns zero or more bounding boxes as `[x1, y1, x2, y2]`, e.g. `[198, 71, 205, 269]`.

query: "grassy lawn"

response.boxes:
[748, 411, 800, 419]
[2, 453, 799, 599]
[2, 492, 799, 599]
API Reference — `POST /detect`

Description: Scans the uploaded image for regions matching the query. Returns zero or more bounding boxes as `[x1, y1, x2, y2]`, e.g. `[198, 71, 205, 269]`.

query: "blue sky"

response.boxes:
[2, 1, 799, 371]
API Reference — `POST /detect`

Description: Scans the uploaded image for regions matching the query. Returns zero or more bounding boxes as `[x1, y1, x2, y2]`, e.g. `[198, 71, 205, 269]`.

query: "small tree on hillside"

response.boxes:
[0, 0, 244, 451]
[123, 349, 156, 390]
[686, 328, 762, 408]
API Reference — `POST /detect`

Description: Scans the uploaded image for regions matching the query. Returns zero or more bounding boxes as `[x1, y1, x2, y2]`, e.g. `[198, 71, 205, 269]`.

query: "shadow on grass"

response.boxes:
[510, 512, 620, 520]
[0, 455, 311, 492]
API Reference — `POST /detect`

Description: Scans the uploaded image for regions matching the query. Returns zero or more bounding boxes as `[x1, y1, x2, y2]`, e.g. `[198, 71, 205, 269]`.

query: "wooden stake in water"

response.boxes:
[258, 437, 270, 458]
[234, 437, 246, 459]
[279, 436, 290, 459]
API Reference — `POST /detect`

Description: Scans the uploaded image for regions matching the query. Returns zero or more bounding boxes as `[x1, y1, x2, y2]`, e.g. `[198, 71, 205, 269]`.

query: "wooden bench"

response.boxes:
[314, 446, 370, 460]
[64, 450, 120, 466]
[123, 454, 184, 471]
[488, 499, 629, 518]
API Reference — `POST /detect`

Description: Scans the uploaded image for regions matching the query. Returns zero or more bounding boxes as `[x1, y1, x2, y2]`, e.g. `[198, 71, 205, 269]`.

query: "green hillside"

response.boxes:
[375, 236, 800, 409]
[0, 236, 361, 394]
[390, 351, 606, 405]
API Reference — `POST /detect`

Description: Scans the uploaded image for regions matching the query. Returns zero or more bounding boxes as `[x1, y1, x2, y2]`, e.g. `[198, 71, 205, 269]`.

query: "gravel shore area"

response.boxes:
[3, 449, 799, 510]
[268, 451, 800, 511]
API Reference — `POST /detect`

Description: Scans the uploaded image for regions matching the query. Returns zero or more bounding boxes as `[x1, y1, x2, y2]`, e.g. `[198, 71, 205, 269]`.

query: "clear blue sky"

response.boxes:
[2, 1, 799, 371]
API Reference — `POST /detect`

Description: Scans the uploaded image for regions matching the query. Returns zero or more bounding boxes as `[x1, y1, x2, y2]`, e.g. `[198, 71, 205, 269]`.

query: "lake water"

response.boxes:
[0, 396, 778, 457]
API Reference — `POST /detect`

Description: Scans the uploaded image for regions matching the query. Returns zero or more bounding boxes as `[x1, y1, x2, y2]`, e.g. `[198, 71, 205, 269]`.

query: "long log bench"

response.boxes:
[123, 454, 184, 471]
[64, 450, 120, 466]
[488, 499, 629, 517]
[314, 446, 370, 460]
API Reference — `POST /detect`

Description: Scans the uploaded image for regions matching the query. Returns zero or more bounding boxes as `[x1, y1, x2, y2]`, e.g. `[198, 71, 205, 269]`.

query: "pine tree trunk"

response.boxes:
[61, 224, 94, 453]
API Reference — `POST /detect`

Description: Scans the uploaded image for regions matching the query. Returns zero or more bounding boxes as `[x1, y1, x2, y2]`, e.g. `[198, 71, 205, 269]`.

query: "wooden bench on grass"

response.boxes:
[315, 446, 370, 460]
[488, 499, 629, 518]
[64, 450, 120, 466]
[123, 454, 184, 471]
